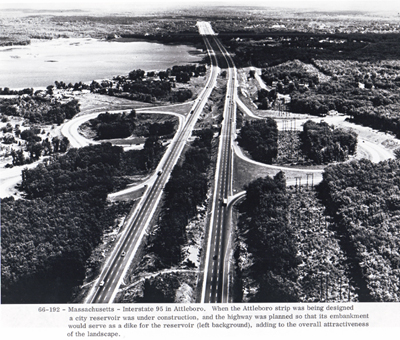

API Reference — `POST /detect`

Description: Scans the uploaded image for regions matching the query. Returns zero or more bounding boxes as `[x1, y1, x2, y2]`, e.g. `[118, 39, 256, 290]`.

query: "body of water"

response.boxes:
[0, 38, 205, 89]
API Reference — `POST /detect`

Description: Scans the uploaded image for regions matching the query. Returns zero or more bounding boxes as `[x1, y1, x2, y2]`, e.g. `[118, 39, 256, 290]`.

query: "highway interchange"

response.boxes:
[59, 22, 397, 304]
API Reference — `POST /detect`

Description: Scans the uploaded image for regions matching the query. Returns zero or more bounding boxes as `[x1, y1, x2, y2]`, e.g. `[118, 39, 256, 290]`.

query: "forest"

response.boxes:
[234, 173, 359, 302]
[257, 58, 400, 136]
[227, 32, 400, 137]
[20, 138, 165, 199]
[234, 173, 301, 302]
[147, 129, 214, 268]
[300, 120, 357, 164]
[223, 32, 400, 68]
[86, 110, 177, 140]
[89, 65, 206, 104]
[1, 97, 73, 167]
[1, 192, 130, 303]
[318, 159, 400, 301]
[290, 83, 400, 138]
[237, 118, 278, 164]
[0, 96, 80, 125]
[1, 140, 166, 303]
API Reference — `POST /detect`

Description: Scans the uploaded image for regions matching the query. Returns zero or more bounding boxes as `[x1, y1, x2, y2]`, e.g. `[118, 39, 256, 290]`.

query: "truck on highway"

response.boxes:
[220, 198, 227, 206]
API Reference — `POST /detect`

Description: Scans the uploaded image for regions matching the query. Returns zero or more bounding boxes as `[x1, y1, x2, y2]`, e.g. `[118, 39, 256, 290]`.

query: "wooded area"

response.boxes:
[228, 34, 400, 137]
[86, 110, 177, 140]
[1, 140, 166, 303]
[89, 65, 206, 104]
[148, 129, 214, 268]
[1, 193, 130, 303]
[0, 96, 80, 125]
[234, 173, 359, 302]
[237, 118, 278, 164]
[235, 173, 301, 302]
[300, 120, 357, 164]
[318, 159, 400, 301]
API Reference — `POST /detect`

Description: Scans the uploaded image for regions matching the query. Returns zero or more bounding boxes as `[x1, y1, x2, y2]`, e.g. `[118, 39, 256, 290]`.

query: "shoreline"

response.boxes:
[0, 36, 206, 90]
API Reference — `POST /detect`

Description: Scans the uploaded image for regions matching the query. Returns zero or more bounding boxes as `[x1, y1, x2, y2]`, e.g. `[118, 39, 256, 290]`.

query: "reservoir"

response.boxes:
[0, 38, 205, 89]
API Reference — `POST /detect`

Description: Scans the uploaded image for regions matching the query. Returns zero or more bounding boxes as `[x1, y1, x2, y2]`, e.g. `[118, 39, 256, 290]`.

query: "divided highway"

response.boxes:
[84, 21, 394, 305]
[200, 25, 238, 303]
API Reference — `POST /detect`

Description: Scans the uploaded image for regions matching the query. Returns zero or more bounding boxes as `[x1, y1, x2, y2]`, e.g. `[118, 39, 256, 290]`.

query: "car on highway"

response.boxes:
[157, 170, 163, 176]
[121, 251, 126, 257]
[99, 281, 105, 287]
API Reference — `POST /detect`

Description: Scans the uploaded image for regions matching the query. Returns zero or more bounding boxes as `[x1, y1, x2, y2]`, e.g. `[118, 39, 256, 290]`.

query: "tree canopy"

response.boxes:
[237, 118, 278, 164]
[318, 159, 400, 301]
[300, 120, 357, 164]
[149, 129, 214, 267]
[237, 173, 301, 302]
[2, 140, 166, 303]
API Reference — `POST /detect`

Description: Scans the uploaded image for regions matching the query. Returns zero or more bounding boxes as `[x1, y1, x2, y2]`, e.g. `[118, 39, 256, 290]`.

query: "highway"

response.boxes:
[198, 23, 397, 304]
[83, 21, 396, 304]
[85, 22, 220, 303]
[199, 23, 238, 303]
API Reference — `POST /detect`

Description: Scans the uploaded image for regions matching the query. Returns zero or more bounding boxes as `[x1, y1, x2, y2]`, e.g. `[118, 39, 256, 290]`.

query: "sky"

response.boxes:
[1, 0, 399, 14]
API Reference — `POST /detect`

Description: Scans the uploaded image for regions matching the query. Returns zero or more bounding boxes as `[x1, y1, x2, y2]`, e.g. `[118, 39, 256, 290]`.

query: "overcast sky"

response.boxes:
[2, 1, 399, 14]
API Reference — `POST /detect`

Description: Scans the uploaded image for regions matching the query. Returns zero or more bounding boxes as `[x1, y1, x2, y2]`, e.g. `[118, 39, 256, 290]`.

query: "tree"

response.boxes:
[129, 109, 137, 119]
[27, 142, 43, 160]
[46, 85, 54, 95]
[141, 279, 167, 302]
[158, 71, 168, 80]
[175, 71, 191, 83]
[129, 69, 145, 81]
[394, 148, 400, 159]
[11, 149, 26, 166]
[59, 137, 70, 153]
[42, 138, 52, 155]
[62, 99, 80, 120]
[14, 125, 21, 137]
[3, 133, 16, 144]
[20, 129, 41, 143]
[52, 136, 60, 153]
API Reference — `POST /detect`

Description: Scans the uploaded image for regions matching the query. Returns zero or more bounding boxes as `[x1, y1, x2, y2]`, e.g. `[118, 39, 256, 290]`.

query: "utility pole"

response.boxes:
[295, 176, 302, 191]
[326, 274, 329, 301]
[306, 173, 314, 189]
